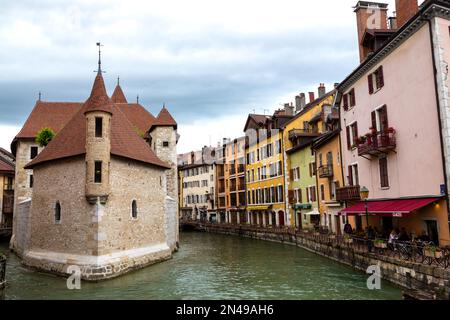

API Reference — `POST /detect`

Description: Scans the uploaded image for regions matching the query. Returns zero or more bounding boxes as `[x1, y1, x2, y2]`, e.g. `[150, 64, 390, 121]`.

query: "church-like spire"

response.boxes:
[84, 43, 113, 114]
[111, 75, 128, 104]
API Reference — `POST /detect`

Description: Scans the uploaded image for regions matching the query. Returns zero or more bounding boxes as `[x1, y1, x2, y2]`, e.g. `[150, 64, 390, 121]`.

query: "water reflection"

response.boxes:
[0, 232, 402, 300]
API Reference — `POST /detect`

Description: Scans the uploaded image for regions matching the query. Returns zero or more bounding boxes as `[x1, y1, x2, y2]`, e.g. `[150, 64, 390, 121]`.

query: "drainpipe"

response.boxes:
[427, 18, 450, 234]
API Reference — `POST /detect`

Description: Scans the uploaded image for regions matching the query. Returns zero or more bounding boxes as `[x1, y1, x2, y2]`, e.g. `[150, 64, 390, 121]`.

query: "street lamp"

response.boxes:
[360, 186, 370, 228]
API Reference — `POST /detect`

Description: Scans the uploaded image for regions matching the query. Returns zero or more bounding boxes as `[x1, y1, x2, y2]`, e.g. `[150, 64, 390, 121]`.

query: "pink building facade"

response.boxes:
[337, 0, 450, 246]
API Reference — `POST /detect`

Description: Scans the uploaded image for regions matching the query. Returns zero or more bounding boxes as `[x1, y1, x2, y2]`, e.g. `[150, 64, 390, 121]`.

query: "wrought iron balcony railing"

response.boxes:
[358, 131, 396, 157]
[318, 164, 333, 178]
[336, 185, 361, 202]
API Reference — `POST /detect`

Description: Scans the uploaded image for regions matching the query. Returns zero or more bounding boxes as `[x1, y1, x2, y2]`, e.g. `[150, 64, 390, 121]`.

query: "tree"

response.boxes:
[35, 127, 55, 147]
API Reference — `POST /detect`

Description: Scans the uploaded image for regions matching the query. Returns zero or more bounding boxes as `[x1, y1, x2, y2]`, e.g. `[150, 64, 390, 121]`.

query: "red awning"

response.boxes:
[340, 197, 441, 218]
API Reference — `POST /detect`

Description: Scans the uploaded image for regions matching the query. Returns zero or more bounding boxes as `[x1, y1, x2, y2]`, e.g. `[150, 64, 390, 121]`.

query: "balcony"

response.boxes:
[358, 131, 396, 157]
[336, 185, 361, 202]
[288, 128, 320, 141]
[318, 164, 333, 178]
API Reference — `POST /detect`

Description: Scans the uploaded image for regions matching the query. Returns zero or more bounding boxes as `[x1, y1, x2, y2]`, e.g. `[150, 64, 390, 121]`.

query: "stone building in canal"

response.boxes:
[10, 61, 179, 280]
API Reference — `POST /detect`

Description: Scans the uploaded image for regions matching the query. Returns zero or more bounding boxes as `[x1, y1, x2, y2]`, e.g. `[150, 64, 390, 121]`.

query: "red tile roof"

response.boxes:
[24, 74, 170, 170]
[84, 74, 114, 115]
[12, 85, 157, 156]
[0, 158, 14, 173]
[118, 103, 156, 135]
[111, 84, 128, 103]
[149, 106, 177, 131]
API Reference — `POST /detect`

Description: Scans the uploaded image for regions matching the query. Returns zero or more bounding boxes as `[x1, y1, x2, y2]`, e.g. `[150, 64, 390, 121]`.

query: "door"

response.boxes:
[425, 220, 439, 246]
[278, 211, 285, 226]
[335, 215, 341, 235]
[382, 217, 393, 236]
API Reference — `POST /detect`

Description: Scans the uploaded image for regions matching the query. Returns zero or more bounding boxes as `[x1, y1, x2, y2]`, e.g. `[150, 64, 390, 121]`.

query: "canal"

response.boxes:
[0, 232, 402, 300]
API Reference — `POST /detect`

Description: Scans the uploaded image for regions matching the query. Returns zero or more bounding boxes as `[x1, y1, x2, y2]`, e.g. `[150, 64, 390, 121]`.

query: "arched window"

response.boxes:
[55, 201, 61, 223]
[131, 200, 138, 219]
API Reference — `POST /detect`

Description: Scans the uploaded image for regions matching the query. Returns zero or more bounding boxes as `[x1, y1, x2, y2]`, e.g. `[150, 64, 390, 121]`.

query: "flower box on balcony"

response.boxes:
[424, 247, 443, 259]
[374, 240, 387, 249]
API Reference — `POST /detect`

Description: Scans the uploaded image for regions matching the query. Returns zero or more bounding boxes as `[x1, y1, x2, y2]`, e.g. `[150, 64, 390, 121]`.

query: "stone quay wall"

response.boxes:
[0, 254, 5, 290]
[184, 222, 450, 300]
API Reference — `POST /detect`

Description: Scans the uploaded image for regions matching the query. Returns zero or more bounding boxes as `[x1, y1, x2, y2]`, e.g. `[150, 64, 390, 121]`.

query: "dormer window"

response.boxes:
[95, 117, 103, 137]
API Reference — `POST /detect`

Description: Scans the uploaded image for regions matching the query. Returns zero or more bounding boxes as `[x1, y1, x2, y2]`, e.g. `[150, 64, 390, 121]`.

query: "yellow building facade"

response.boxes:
[283, 91, 336, 228]
[244, 112, 293, 226]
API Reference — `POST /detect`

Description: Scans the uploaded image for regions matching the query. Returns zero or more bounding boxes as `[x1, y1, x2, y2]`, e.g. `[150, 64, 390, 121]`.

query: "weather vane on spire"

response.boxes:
[95, 42, 106, 75]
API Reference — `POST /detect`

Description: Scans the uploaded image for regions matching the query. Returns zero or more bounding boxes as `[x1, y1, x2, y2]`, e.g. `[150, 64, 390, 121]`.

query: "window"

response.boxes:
[293, 167, 300, 181]
[309, 186, 317, 202]
[372, 105, 389, 132]
[346, 122, 358, 149]
[163, 141, 169, 147]
[320, 185, 325, 201]
[348, 164, 359, 186]
[29, 174, 34, 188]
[4, 176, 13, 191]
[30, 146, 38, 160]
[94, 161, 102, 183]
[309, 162, 316, 177]
[132, 200, 138, 219]
[277, 185, 283, 203]
[349, 89, 356, 107]
[55, 201, 61, 223]
[342, 89, 355, 111]
[95, 117, 103, 137]
[379, 157, 389, 188]
[368, 66, 384, 94]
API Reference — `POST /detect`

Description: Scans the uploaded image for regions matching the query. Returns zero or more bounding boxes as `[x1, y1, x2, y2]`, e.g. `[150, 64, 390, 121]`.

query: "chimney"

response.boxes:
[354, 1, 389, 62]
[309, 92, 315, 103]
[388, 16, 397, 29]
[395, 0, 418, 29]
[295, 93, 306, 113]
[318, 83, 326, 98]
[284, 103, 294, 116]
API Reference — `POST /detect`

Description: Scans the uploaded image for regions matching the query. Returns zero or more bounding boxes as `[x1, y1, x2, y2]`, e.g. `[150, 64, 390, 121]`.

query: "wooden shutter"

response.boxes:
[371, 111, 377, 131]
[350, 88, 356, 107]
[348, 166, 353, 186]
[379, 157, 389, 188]
[299, 189, 302, 203]
[346, 126, 351, 150]
[368, 74, 374, 94]
[378, 66, 384, 88]
[311, 187, 317, 202]
[288, 190, 295, 204]
[306, 188, 310, 202]
[343, 94, 349, 111]
[380, 105, 389, 132]
[289, 169, 294, 180]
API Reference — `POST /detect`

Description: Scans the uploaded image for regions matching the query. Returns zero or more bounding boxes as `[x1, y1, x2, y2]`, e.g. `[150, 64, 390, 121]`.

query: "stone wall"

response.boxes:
[20, 155, 174, 280]
[12, 198, 31, 256]
[0, 254, 5, 290]
[165, 196, 178, 251]
[11, 140, 41, 251]
[189, 224, 450, 300]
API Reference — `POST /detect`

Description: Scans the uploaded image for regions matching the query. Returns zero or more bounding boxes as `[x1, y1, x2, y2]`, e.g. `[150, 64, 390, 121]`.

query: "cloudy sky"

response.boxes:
[0, 0, 409, 153]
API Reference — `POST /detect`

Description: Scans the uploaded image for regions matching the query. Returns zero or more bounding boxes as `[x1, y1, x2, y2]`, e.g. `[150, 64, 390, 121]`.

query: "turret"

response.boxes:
[84, 73, 113, 204]
[148, 105, 178, 199]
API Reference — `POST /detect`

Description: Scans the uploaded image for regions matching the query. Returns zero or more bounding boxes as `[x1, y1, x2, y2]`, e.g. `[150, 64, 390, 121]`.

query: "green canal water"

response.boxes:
[0, 232, 402, 300]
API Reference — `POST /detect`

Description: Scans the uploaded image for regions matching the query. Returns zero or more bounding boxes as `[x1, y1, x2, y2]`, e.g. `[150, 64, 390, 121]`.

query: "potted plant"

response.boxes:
[386, 127, 396, 134]
[424, 245, 443, 259]
[374, 239, 387, 249]
[358, 136, 367, 144]
[343, 234, 353, 244]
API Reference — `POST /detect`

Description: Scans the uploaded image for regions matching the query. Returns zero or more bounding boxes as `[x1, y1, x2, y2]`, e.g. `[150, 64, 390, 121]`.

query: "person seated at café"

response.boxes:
[344, 222, 353, 235]
[397, 227, 410, 242]
[416, 230, 431, 242]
